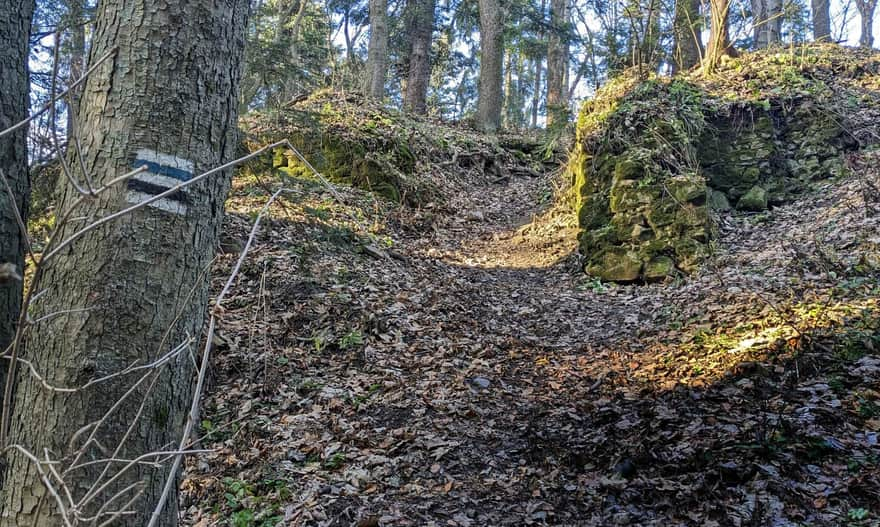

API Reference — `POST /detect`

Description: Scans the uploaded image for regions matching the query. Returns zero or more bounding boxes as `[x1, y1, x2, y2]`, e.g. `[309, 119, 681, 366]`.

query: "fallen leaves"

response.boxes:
[181, 144, 880, 526]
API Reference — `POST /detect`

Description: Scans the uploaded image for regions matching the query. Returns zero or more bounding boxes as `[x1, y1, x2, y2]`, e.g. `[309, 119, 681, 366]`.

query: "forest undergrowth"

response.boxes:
[180, 130, 880, 526]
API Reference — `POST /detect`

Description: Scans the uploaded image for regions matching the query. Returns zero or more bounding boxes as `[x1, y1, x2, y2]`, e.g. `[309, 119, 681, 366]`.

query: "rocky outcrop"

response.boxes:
[241, 90, 550, 205]
[569, 45, 880, 282]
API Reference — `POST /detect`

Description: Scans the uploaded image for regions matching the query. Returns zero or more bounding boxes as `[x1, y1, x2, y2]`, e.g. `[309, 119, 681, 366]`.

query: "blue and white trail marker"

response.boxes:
[126, 149, 194, 215]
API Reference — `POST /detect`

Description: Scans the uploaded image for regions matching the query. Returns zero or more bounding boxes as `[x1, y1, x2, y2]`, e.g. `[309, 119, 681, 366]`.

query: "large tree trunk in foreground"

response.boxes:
[546, 0, 569, 128]
[403, 0, 434, 114]
[0, 0, 34, 395]
[673, 0, 702, 71]
[366, 0, 389, 99]
[477, 0, 504, 132]
[856, 0, 877, 48]
[1, 0, 249, 525]
[811, 0, 831, 41]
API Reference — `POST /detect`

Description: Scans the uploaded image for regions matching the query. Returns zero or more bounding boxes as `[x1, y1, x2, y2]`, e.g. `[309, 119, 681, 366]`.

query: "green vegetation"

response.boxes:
[568, 45, 880, 282]
[240, 90, 547, 206]
[220, 477, 288, 527]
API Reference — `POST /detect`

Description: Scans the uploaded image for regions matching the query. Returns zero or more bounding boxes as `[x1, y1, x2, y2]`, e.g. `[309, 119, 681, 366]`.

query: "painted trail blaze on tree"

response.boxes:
[126, 149, 195, 215]
[0, 1, 250, 525]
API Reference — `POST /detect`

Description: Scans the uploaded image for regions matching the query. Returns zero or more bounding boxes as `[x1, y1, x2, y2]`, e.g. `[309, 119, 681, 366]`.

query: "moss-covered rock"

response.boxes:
[586, 249, 643, 282]
[708, 189, 732, 211]
[737, 185, 769, 211]
[241, 90, 547, 205]
[568, 44, 880, 282]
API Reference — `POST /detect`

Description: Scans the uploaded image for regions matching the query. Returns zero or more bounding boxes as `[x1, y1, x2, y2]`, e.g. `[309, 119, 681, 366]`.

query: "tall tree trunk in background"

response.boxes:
[1, 0, 249, 524]
[753, 0, 782, 48]
[65, 0, 86, 133]
[503, 49, 514, 128]
[477, 0, 504, 132]
[277, 0, 309, 99]
[856, 0, 877, 47]
[0, 0, 35, 411]
[531, 57, 542, 128]
[546, 0, 569, 128]
[811, 0, 831, 41]
[752, 0, 767, 47]
[531, 0, 545, 129]
[705, 0, 733, 73]
[673, 0, 702, 70]
[403, 0, 434, 114]
[365, 0, 388, 99]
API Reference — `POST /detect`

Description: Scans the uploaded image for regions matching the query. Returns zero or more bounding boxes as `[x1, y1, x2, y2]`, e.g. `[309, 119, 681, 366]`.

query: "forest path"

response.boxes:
[184, 156, 880, 526]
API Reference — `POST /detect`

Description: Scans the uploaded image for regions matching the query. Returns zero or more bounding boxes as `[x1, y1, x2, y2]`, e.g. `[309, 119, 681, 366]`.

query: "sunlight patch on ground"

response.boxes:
[441, 205, 581, 270]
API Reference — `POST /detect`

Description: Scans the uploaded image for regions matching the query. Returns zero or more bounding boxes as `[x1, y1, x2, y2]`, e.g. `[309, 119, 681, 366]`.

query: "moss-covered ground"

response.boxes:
[240, 89, 552, 206]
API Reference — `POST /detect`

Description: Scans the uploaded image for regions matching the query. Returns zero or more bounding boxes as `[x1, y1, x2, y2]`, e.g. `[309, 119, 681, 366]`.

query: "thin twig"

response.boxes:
[147, 187, 289, 526]
[0, 47, 117, 140]
[3, 444, 74, 527]
[0, 168, 35, 262]
[42, 141, 291, 262]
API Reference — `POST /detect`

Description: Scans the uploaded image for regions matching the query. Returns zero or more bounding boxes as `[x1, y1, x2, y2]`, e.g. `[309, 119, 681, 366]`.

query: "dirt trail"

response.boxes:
[184, 157, 880, 526]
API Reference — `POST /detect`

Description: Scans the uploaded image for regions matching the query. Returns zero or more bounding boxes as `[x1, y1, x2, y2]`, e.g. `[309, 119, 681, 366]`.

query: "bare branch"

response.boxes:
[0, 47, 118, 140]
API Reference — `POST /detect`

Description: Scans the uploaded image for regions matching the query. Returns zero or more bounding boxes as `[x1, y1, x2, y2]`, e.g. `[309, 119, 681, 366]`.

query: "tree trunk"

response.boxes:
[705, 0, 734, 73]
[546, 0, 568, 128]
[0, 0, 34, 408]
[531, 57, 542, 128]
[365, 0, 389, 99]
[403, 0, 434, 114]
[277, 0, 309, 100]
[673, 0, 702, 70]
[531, 0, 545, 129]
[1, 0, 249, 524]
[752, 0, 767, 47]
[753, 0, 782, 48]
[856, 0, 877, 47]
[477, 0, 504, 132]
[811, 0, 831, 41]
[65, 0, 86, 134]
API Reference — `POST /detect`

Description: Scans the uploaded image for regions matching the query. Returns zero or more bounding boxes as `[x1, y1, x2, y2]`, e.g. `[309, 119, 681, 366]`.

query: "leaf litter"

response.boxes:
[181, 142, 880, 526]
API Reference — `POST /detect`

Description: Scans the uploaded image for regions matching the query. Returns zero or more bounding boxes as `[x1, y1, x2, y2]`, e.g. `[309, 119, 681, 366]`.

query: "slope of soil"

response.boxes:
[181, 145, 880, 526]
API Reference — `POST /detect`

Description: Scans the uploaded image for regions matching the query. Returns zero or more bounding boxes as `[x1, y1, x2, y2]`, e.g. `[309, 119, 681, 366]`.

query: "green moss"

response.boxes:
[708, 189, 731, 211]
[737, 185, 769, 211]
[613, 158, 643, 181]
[586, 249, 643, 282]
[644, 256, 675, 282]
[242, 89, 533, 206]
[568, 44, 877, 282]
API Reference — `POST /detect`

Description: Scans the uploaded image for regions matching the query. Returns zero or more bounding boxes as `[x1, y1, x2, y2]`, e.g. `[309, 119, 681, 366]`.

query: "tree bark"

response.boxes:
[753, 0, 782, 48]
[856, 0, 877, 48]
[0, 0, 34, 401]
[705, 0, 735, 73]
[1, 0, 249, 525]
[546, 0, 568, 128]
[365, 0, 389, 99]
[531, 57, 542, 128]
[811, 0, 831, 41]
[673, 0, 702, 70]
[403, 0, 434, 114]
[65, 0, 87, 134]
[477, 0, 504, 132]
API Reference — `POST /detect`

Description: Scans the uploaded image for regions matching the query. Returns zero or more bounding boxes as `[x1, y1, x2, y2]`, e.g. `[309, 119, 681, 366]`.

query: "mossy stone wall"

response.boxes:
[571, 70, 857, 282]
